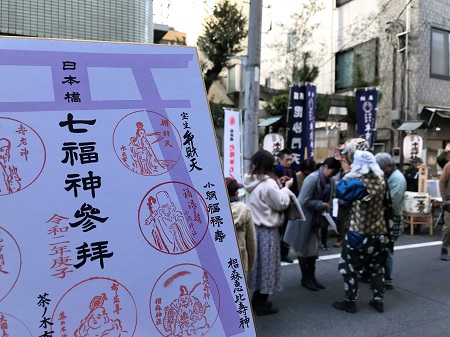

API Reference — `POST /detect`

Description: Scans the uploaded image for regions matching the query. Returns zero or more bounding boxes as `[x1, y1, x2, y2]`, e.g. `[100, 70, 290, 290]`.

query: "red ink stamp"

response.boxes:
[138, 182, 209, 254]
[150, 264, 220, 336]
[113, 110, 182, 176]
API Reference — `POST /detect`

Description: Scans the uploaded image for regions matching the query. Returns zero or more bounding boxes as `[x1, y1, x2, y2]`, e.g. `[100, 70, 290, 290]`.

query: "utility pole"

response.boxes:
[243, 0, 263, 173]
[404, 0, 410, 121]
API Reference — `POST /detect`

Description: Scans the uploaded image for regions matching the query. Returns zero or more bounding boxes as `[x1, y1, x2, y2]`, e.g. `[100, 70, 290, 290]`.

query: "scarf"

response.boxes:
[319, 166, 331, 202]
[385, 165, 397, 179]
[275, 162, 292, 177]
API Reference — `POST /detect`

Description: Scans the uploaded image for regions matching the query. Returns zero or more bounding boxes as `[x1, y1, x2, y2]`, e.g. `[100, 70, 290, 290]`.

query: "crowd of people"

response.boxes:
[225, 139, 450, 316]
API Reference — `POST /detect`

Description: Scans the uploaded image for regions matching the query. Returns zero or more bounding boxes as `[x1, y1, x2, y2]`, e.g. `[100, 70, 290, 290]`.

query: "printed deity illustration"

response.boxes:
[129, 122, 176, 175]
[0, 138, 21, 194]
[150, 264, 219, 337]
[113, 110, 182, 176]
[0, 117, 46, 196]
[145, 191, 196, 254]
[74, 293, 125, 337]
[52, 278, 136, 337]
[163, 284, 211, 337]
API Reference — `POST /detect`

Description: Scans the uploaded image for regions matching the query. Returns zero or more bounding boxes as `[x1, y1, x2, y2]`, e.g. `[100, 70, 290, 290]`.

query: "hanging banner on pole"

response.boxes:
[304, 84, 317, 162]
[355, 88, 378, 148]
[223, 109, 242, 182]
[0, 37, 257, 337]
[287, 84, 316, 172]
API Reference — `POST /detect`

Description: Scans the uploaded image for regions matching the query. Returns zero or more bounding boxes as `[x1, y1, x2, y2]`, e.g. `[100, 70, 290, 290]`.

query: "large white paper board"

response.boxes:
[0, 37, 256, 337]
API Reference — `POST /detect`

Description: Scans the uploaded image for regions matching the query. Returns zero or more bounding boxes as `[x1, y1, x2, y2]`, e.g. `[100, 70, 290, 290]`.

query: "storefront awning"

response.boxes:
[258, 116, 283, 127]
[424, 107, 450, 119]
[397, 120, 427, 131]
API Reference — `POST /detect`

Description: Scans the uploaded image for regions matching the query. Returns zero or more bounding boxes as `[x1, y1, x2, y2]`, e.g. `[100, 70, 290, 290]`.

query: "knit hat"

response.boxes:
[226, 177, 243, 196]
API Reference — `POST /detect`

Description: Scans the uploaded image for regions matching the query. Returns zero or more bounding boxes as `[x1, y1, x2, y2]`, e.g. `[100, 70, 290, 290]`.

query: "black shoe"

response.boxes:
[313, 278, 325, 289]
[319, 244, 329, 251]
[369, 300, 384, 313]
[332, 300, 356, 313]
[301, 278, 319, 291]
[281, 256, 294, 263]
[384, 279, 393, 290]
[441, 248, 449, 261]
[256, 303, 279, 316]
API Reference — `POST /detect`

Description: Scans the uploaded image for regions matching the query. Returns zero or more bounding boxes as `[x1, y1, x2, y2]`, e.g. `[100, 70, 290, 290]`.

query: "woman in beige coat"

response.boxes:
[226, 177, 256, 277]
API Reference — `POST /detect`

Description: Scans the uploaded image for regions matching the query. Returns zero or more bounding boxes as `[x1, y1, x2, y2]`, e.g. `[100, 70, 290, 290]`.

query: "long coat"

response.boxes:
[283, 170, 335, 255]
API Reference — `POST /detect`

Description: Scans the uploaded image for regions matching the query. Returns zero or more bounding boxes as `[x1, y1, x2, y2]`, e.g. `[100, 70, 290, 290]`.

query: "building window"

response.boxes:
[336, 50, 354, 90]
[431, 28, 450, 78]
[335, 38, 378, 91]
[227, 65, 237, 93]
[336, 0, 353, 7]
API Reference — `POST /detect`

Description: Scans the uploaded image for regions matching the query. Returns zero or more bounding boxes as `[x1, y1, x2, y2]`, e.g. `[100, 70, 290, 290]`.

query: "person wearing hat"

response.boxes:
[333, 138, 371, 248]
[226, 177, 256, 278]
[332, 150, 389, 314]
[404, 157, 424, 192]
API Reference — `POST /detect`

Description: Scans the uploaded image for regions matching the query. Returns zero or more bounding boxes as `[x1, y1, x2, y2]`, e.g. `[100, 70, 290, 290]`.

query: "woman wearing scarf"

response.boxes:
[283, 157, 341, 291]
[332, 150, 388, 314]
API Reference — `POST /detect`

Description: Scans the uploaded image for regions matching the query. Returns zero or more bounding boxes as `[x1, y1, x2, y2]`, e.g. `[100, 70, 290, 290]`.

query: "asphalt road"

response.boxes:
[253, 224, 450, 337]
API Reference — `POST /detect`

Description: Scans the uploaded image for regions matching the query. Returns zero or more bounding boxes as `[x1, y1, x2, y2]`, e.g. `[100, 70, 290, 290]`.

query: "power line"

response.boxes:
[395, 0, 413, 22]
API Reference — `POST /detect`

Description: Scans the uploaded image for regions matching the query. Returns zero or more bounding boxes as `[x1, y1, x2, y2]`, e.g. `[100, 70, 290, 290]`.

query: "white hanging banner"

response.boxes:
[223, 109, 242, 182]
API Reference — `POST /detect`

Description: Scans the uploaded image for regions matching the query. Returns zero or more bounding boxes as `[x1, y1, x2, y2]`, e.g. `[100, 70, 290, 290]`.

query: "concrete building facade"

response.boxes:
[333, 0, 450, 170]
[0, 0, 154, 43]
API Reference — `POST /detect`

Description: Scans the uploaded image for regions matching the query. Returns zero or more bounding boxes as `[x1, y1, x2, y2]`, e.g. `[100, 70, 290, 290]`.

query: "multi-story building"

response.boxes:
[259, 0, 449, 169]
[0, 0, 162, 43]
[333, 0, 450, 172]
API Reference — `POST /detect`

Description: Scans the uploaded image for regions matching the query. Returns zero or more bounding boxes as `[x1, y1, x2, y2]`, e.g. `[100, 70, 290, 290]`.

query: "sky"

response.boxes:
[153, 0, 219, 45]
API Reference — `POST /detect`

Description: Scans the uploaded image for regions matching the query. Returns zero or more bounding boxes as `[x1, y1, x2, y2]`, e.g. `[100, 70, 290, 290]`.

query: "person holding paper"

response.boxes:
[283, 157, 341, 291]
[332, 150, 388, 314]
[375, 152, 407, 290]
[243, 149, 293, 316]
[295, 158, 316, 194]
[273, 148, 297, 263]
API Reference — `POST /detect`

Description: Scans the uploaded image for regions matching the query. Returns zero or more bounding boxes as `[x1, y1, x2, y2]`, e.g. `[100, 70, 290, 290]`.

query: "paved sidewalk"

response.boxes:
[253, 225, 450, 337]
